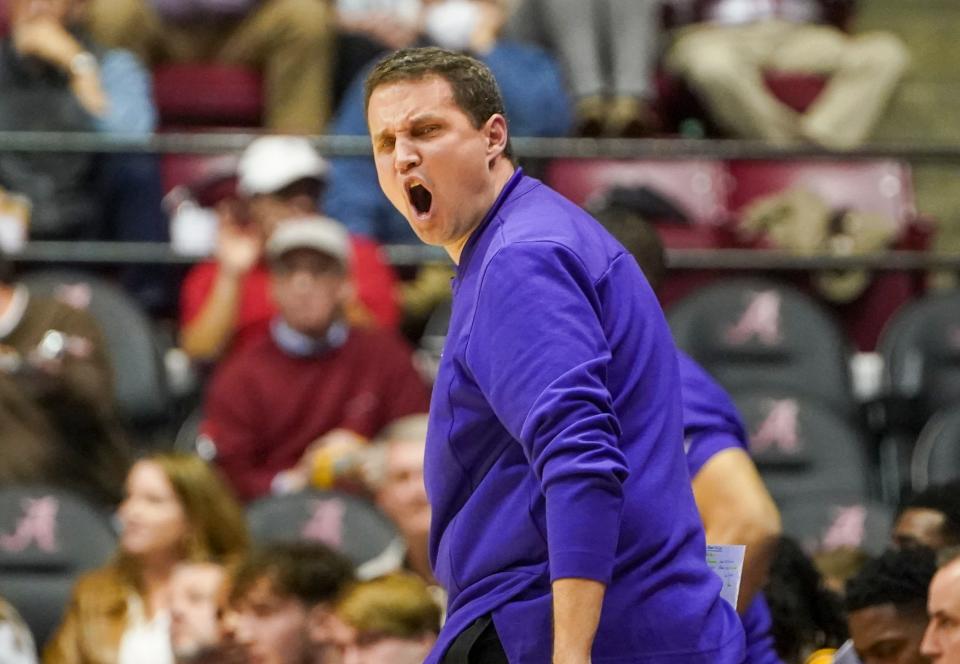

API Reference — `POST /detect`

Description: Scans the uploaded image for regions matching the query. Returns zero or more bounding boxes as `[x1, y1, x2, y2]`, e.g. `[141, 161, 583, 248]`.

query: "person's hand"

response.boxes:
[12, 18, 84, 71]
[297, 429, 369, 490]
[215, 202, 261, 277]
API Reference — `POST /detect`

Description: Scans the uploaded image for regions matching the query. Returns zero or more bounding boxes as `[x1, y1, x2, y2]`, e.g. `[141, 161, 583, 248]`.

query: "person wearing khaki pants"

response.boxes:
[666, 9, 910, 149]
[85, 0, 335, 133]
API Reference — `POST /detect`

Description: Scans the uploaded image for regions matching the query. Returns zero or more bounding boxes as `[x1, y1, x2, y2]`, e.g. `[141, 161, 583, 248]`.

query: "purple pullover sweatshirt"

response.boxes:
[424, 169, 745, 663]
[678, 352, 783, 664]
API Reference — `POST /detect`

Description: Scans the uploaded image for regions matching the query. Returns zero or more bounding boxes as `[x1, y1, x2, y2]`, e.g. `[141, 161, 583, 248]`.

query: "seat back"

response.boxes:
[21, 269, 171, 426]
[879, 290, 960, 427]
[727, 160, 915, 231]
[545, 159, 729, 226]
[668, 278, 855, 416]
[910, 405, 960, 491]
[780, 500, 893, 556]
[246, 491, 403, 581]
[0, 486, 115, 646]
[153, 64, 263, 128]
[733, 390, 871, 506]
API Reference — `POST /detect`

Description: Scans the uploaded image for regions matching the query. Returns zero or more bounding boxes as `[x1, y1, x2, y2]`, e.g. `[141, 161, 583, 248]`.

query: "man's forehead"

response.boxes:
[368, 77, 459, 130]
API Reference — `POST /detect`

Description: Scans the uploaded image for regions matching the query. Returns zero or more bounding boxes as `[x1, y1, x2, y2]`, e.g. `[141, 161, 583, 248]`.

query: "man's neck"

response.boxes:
[446, 160, 517, 265]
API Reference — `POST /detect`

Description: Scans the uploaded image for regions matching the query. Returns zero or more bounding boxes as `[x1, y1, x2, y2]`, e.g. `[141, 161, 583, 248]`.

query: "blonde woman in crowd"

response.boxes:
[43, 453, 249, 664]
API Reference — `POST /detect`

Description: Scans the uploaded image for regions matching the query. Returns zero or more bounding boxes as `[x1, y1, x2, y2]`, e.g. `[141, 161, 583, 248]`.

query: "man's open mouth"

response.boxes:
[406, 182, 434, 217]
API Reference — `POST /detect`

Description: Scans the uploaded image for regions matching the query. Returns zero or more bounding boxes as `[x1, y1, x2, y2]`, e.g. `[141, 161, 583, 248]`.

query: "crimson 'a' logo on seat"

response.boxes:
[821, 505, 867, 550]
[725, 290, 783, 346]
[751, 399, 800, 455]
[301, 498, 345, 549]
[0, 497, 59, 553]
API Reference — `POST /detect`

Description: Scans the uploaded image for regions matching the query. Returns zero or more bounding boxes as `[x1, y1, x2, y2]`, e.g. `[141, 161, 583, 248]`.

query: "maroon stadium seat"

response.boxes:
[545, 158, 729, 226]
[153, 63, 263, 129]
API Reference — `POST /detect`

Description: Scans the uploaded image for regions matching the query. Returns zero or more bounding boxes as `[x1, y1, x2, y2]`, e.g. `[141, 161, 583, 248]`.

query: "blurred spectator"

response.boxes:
[665, 0, 910, 148]
[366, 415, 432, 582]
[0, 0, 170, 309]
[765, 537, 848, 664]
[844, 547, 937, 664]
[324, 3, 571, 245]
[169, 561, 231, 664]
[330, 572, 440, 664]
[598, 207, 783, 663]
[507, 0, 660, 136]
[922, 553, 960, 663]
[230, 542, 355, 664]
[44, 453, 249, 664]
[85, 0, 335, 133]
[333, 0, 418, 106]
[0, 597, 37, 664]
[179, 136, 400, 364]
[0, 257, 129, 506]
[202, 217, 430, 502]
[893, 481, 960, 552]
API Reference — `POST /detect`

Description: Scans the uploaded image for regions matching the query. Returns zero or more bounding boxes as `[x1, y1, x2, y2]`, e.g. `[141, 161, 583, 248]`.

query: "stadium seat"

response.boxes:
[732, 390, 873, 507]
[21, 269, 172, 434]
[879, 289, 960, 429]
[910, 405, 960, 491]
[545, 159, 729, 226]
[668, 278, 856, 419]
[153, 64, 263, 129]
[246, 491, 404, 581]
[0, 485, 115, 646]
[727, 160, 916, 227]
[779, 500, 893, 556]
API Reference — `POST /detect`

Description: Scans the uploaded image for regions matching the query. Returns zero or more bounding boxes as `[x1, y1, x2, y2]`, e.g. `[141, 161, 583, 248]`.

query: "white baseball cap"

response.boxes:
[237, 136, 330, 196]
[266, 216, 351, 268]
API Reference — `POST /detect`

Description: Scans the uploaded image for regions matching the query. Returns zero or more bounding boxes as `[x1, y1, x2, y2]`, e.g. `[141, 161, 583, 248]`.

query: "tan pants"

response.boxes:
[86, 0, 335, 133]
[666, 20, 910, 148]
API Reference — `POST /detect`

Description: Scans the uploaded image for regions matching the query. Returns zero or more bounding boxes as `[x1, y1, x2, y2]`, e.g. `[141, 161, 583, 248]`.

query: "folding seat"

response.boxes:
[879, 289, 960, 429]
[732, 389, 873, 507]
[0, 486, 115, 646]
[668, 278, 856, 419]
[910, 405, 960, 491]
[21, 269, 172, 437]
[544, 159, 729, 227]
[246, 491, 404, 581]
[153, 65, 263, 130]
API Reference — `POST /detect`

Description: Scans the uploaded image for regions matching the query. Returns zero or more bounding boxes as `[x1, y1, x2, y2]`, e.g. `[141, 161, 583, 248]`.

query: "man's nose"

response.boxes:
[394, 138, 421, 174]
[920, 622, 939, 656]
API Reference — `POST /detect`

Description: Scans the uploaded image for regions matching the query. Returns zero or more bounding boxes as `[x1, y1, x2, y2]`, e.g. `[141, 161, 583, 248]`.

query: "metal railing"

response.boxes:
[1, 131, 959, 271]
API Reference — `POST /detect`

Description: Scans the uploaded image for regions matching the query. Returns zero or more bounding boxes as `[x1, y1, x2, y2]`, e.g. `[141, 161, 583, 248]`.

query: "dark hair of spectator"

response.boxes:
[273, 177, 325, 203]
[897, 480, 960, 546]
[0, 250, 15, 286]
[593, 207, 667, 292]
[844, 547, 937, 618]
[765, 537, 849, 662]
[231, 541, 354, 607]
[364, 47, 514, 159]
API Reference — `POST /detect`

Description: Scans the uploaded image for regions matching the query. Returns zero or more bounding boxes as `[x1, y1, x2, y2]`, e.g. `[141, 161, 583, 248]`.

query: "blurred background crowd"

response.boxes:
[0, 0, 958, 662]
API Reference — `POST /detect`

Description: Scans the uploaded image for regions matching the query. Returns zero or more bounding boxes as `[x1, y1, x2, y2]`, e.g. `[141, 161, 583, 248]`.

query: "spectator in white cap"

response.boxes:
[179, 136, 400, 364]
[202, 216, 430, 502]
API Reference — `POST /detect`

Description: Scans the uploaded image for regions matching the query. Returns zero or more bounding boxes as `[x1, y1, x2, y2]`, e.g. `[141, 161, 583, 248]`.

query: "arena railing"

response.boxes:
[1, 131, 959, 271]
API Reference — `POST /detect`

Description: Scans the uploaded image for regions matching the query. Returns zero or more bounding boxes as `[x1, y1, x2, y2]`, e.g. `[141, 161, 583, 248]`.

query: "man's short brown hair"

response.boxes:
[231, 542, 354, 607]
[364, 47, 513, 159]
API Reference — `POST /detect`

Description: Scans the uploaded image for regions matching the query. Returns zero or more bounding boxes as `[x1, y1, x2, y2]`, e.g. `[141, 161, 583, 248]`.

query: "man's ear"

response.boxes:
[484, 114, 509, 165]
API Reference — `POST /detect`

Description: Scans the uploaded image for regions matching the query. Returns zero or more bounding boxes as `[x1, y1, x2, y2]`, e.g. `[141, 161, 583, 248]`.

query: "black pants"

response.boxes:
[442, 616, 509, 664]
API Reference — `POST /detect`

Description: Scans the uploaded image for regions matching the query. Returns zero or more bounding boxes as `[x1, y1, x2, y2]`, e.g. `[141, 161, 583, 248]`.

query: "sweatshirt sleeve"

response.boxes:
[464, 241, 629, 584]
